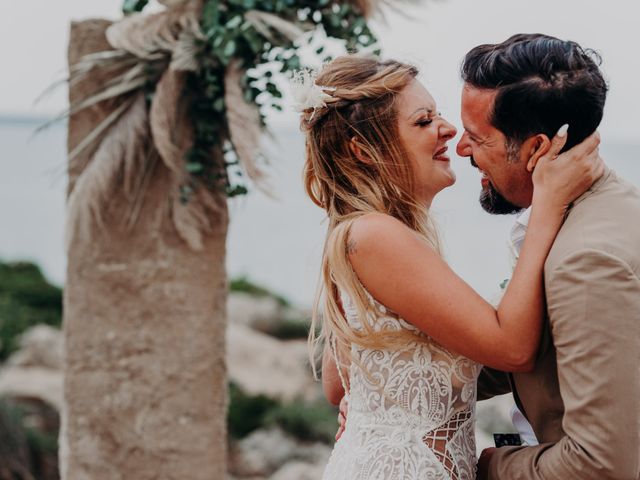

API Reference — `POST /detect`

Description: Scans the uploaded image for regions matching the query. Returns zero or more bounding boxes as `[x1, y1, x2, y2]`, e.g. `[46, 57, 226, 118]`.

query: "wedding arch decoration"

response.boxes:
[65, 0, 381, 251]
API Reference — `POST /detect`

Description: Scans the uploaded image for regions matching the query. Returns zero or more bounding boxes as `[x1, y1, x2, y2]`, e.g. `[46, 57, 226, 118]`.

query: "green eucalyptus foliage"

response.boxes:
[122, 0, 150, 14]
[123, 0, 380, 199]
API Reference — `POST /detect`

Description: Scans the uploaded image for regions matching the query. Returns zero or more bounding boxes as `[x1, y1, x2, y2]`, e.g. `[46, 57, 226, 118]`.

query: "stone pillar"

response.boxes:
[62, 20, 228, 480]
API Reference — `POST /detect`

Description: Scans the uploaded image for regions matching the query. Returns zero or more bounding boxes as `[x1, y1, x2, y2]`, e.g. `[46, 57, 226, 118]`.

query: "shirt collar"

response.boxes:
[508, 164, 611, 252]
[508, 207, 531, 258]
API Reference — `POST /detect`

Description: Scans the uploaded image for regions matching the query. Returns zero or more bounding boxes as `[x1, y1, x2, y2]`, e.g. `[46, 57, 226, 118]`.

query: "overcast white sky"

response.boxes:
[1, 0, 639, 143]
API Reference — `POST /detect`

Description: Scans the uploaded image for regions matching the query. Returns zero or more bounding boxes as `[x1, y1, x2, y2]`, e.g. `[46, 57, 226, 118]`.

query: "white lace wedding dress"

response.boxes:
[322, 290, 482, 480]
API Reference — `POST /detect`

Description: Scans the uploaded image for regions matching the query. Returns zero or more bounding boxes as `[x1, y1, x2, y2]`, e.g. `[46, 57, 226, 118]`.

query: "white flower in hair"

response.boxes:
[290, 69, 336, 120]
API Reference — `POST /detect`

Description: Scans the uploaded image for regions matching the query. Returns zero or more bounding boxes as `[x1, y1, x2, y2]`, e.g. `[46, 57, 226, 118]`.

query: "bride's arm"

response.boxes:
[322, 343, 345, 406]
[321, 297, 349, 405]
[347, 131, 602, 372]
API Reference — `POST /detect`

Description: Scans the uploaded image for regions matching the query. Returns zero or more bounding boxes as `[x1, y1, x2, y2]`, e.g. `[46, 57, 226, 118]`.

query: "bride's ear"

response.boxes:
[349, 137, 372, 164]
[526, 134, 551, 172]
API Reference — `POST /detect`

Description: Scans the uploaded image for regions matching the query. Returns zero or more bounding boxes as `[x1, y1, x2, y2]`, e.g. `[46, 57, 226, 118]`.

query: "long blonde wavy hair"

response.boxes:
[302, 55, 442, 380]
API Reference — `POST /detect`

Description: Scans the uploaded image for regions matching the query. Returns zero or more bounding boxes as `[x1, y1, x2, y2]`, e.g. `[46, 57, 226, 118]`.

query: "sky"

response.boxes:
[1, 0, 639, 144]
[1, 0, 639, 302]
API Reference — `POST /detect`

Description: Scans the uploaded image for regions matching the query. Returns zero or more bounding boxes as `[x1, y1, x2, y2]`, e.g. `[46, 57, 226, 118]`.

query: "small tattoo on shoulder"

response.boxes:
[346, 239, 357, 255]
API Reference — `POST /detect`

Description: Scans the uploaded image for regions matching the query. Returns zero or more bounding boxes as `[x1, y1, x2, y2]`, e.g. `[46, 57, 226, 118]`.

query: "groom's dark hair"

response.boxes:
[461, 33, 608, 152]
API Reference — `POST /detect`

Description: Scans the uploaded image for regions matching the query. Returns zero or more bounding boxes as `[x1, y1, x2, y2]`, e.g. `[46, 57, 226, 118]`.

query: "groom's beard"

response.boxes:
[480, 182, 523, 215]
[470, 157, 523, 215]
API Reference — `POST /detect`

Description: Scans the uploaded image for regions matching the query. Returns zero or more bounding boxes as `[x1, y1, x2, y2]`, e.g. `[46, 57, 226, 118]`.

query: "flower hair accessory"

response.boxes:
[290, 69, 336, 121]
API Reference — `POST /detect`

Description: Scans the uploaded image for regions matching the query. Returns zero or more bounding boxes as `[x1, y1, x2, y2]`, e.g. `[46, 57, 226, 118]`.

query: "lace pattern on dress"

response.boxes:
[423, 407, 475, 480]
[322, 289, 481, 480]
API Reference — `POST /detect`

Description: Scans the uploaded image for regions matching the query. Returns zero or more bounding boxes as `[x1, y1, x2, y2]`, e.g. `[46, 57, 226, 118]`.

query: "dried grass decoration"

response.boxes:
[59, 0, 383, 249]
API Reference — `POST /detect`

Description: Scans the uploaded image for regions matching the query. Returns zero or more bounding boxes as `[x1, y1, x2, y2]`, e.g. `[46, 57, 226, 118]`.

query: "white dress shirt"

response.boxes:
[508, 207, 539, 446]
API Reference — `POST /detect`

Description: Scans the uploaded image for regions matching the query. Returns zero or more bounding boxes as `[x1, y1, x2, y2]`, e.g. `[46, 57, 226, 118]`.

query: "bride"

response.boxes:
[296, 55, 601, 479]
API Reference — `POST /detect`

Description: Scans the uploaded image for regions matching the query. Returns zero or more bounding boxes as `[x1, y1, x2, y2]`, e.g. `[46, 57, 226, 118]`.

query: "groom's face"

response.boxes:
[456, 85, 533, 214]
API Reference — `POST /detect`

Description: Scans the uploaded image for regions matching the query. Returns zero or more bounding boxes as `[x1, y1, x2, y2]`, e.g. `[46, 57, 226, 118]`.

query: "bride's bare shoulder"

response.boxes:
[348, 213, 424, 263]
[349, 213, 411, 242]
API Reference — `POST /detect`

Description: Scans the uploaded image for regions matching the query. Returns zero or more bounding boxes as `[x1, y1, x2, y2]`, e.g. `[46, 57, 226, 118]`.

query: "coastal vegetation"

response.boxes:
[0, 262, 62, 361]
[229, 382, 337, 443]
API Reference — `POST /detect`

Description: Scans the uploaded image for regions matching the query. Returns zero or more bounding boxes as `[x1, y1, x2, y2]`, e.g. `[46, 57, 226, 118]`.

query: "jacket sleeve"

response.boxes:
[477, 367, 512, 401]
[488, 249, 640, 480]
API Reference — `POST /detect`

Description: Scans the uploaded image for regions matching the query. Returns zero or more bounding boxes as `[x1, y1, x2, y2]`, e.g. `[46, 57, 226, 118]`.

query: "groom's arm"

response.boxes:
[485, 249, 640, 480]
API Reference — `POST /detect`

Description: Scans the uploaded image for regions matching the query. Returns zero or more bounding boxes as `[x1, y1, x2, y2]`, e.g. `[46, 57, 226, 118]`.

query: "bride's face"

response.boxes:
[396, 80, 458, 206]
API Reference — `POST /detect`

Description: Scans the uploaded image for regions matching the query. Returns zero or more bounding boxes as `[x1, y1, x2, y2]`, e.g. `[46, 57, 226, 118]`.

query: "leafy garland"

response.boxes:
[122, 0, 380, 199]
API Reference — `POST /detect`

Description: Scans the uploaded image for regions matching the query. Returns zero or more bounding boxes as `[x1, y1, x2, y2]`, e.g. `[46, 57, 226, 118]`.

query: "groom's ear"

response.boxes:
[525, 134, 551, 173]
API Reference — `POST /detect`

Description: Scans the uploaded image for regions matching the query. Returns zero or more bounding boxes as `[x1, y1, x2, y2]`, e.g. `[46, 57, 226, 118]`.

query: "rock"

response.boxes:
[0, 325, 64, 412]
[231, 428, 296, 477]
[227, 323, 319, 402]
[230, 427, 331, 478]
[228, 293, 285, 331]
[0, 367, 63, 411]
[7, 325, 63, 370]
[270, 460, 326, 480]
[227, 293, 310, 338]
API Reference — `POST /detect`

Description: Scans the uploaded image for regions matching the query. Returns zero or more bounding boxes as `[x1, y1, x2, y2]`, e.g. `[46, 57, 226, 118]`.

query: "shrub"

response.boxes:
[263, 318, 311, 340]
[229, 276, 290, 307]
[0, 398, 59, 480]
[227, 383, 337, 444]
[266, 400, 338, 444]
[227, 382, 279, 439]
[0, 261, 62, 360]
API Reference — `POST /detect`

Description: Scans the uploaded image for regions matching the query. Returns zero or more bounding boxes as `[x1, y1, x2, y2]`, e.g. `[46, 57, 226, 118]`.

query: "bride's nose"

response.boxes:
[440, 120, 457, 141]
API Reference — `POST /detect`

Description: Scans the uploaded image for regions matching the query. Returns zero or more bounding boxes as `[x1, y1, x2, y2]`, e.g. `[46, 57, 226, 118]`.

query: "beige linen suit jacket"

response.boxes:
[478, 167, 640, 479]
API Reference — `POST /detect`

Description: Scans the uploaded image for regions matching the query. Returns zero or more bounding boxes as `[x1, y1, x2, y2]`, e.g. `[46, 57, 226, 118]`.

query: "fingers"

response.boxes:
[591, 155, 605, 180]
[561, 130, 602, 177]
[547, 123, 569, 159]
[531, 127, 604, 207]
[335, 411, 345, 441]
[336, 395, 349, 441]
[576, 130, 601, 157]
[549, 130, 601, 176]
[339, 395, 348, 415]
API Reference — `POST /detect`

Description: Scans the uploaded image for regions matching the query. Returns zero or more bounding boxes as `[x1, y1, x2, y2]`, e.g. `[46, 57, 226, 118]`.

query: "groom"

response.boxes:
[336, 33, 640, 478]
[457, 34, 640, 479]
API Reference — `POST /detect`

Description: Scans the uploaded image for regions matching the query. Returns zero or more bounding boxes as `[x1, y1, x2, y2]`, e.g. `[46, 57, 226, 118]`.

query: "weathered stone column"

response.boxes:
[61, 20, 228, 480]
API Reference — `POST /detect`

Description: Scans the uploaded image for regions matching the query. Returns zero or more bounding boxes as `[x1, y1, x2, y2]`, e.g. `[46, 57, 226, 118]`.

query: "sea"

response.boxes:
[1, 117, 639, 308]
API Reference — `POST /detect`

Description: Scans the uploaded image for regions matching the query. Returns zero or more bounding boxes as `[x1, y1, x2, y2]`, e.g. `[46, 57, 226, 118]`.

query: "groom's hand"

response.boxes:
[335, 395, 348, 441]
[477, 447, 496, 479]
